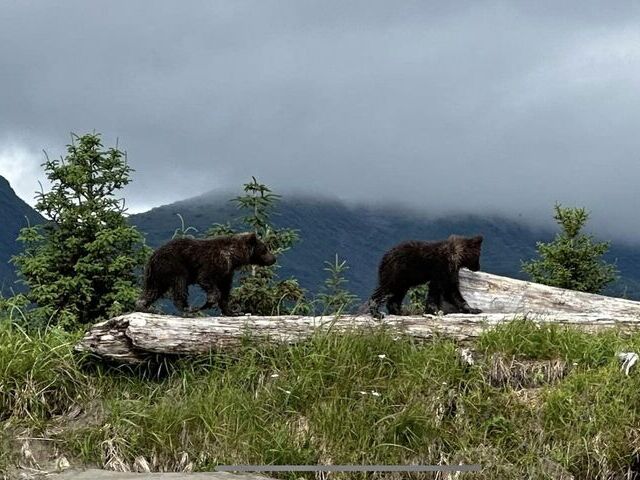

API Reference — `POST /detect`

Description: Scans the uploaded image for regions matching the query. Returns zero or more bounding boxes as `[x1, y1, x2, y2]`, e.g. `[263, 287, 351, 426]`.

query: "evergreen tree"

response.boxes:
[207, 177, 308, 315]
[522, 204, 618, 293]
[12, 133, 150, 327]
[317, 254, 358, 314]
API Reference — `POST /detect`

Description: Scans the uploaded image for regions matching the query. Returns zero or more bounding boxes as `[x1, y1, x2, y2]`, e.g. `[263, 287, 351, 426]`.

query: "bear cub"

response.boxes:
[136, 232, 276, 315]
[368, 234, 483, 319]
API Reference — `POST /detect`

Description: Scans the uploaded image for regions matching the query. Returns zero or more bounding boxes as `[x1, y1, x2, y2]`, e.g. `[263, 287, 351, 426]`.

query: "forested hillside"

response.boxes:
[130, 191, 640, 300]
[0, 176, 42, 292]
[3, 175, 639, 300]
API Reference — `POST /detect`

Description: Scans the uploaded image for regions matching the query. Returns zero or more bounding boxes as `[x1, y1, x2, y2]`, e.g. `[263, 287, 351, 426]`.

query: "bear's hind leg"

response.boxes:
[368, 286, 389, 319]
[135, 289, 163, 312]
[136, 275, 168, 312]
[171, 277, 189, 313]
[386, 288, 408, 316]
[135, 270, 168, 312]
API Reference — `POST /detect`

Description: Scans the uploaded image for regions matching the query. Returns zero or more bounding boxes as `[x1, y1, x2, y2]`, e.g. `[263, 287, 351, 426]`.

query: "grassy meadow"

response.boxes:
[1, 316, 640, 479]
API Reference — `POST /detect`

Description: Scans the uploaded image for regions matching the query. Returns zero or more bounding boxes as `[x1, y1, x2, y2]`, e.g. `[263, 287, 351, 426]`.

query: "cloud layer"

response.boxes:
[1, 1, 640, 238]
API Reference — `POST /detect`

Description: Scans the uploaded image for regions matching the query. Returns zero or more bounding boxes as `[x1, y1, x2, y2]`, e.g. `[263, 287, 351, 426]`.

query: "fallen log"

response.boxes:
[77, 271, 640, 364]
[77, 311, 640, 364]
[459, 270, 640, 316]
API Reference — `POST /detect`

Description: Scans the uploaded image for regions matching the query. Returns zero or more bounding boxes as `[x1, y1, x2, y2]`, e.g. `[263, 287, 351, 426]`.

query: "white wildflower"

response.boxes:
[458, 348, 474, 366]
[618, 352, 639, 376]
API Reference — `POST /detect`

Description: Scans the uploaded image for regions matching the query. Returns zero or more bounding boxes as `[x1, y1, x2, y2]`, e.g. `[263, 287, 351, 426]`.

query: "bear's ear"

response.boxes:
[246, 232, 258, 244]
[467, 235, 483, 247]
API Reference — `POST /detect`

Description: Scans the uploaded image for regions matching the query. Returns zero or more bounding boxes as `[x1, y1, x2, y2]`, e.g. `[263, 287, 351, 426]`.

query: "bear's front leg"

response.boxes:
[190, 281, 221, 314]
[450, 287, 482, 314]
[218, 274, 245, 317]
[438, 275, 482, 315]
[220, 305, 244, 316]
[424, 282, 442, 314]
[424, 281, 458, 314]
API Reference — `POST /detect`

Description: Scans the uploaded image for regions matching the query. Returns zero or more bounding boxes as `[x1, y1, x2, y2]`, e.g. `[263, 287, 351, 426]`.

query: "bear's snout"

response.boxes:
[261, 253, 277, 266]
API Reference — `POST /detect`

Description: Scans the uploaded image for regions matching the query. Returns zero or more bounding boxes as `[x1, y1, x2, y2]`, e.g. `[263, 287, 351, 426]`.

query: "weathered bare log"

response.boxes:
[460, 270, 640, 316]
[77, 271, 640, 364]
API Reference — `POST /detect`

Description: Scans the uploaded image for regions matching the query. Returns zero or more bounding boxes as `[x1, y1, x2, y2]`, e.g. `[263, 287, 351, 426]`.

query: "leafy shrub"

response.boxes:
[405, 284, 430, 315]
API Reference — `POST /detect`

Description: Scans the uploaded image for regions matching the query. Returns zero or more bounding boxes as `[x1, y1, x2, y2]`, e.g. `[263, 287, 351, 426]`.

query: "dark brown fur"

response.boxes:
[135, 232, 276, 315]
[368, 234, 483, 318]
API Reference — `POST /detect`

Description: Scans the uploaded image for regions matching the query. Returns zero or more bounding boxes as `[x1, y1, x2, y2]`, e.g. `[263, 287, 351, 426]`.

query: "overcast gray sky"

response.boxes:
[1, 1, 640, 238]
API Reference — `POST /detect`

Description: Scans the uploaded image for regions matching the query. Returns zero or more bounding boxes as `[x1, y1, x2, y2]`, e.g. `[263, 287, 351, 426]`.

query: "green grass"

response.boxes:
[2, 319, 640, 479]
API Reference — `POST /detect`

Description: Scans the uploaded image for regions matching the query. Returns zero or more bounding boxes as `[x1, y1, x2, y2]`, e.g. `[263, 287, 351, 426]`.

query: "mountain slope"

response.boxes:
[0, 176, 42, 292]
[1, 181, 638, 302]
[129, 192, 640, 301]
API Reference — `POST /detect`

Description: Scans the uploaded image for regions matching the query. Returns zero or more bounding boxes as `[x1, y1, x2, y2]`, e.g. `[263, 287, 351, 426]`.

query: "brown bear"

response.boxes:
[368, 234, 483, 319]
[135, 232, 276, 315]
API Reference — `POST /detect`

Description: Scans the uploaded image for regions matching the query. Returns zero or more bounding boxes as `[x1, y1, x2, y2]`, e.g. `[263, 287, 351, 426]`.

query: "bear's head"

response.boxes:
[449, 234, 483, 271]
[462, 235, 483, 271]
[243, 232, 277, 266]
